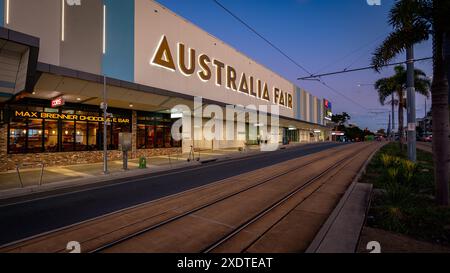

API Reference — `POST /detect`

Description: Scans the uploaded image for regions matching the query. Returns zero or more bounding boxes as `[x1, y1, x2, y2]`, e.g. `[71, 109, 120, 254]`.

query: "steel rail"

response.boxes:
[89, 144, 366, 253]
[0, 142, 337, 251]
[203, 144, 371, 253]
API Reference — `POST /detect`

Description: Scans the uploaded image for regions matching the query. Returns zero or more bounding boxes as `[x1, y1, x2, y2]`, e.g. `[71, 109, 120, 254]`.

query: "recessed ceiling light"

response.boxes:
[129, 103, 134, 108]
[77, 98, 81, 101]
[32, 91, 36, 95]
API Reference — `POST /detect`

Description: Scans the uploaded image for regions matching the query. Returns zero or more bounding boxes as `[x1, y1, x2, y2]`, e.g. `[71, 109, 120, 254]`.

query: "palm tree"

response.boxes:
[375, 65, 431, 150]
[372, 0, 450, 206]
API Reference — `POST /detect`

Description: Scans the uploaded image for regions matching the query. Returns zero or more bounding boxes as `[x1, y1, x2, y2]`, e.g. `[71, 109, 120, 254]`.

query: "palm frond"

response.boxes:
[372, 30, 407, 72]
[372, 0, 431, 72]
[375, 77, 395, 105]
[389, 0, 430, 30]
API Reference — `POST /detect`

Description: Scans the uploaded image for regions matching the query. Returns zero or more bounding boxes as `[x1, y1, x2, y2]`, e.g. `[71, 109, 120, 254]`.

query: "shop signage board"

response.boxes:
[51, 98, 65, 108]
[14, 111, 130, 124]
[135, 0, 295, 118]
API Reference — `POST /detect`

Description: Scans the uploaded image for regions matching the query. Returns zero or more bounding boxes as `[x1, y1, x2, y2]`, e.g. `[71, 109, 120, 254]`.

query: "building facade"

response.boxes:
[0, 0, 331, 171]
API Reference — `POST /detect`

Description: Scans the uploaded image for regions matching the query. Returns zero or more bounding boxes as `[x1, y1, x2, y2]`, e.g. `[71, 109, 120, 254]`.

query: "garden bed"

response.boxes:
[360, 143, 450, 249]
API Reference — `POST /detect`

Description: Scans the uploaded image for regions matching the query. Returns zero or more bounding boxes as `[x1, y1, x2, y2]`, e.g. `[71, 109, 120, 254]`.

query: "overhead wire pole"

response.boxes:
[103, 75, 108, 174]
[213, 0, 434, 126]
[406, 46, 417, 162]
[392, 93, 395, 141]
[387, 112, 391, 138]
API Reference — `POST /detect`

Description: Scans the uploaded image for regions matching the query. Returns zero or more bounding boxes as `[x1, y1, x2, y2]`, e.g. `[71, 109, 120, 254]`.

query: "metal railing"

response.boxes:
[167, 149, 182, 167]
[15, 161, 45, 188]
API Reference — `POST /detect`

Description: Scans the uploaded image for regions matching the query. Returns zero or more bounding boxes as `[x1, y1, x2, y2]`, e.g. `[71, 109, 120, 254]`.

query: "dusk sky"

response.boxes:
[156, 0, 433, 132]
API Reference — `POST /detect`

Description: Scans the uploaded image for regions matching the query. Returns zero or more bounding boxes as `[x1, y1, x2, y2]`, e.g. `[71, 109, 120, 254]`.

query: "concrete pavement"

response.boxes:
[0, 147, 255, 193]
[1, 142, 382, 253]
[1, 145, 289, 201]
[0, 142, 344, 246]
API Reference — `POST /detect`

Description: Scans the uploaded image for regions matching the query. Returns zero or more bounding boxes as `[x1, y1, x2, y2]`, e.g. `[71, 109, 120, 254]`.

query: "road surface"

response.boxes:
[0, 142, 344, 246]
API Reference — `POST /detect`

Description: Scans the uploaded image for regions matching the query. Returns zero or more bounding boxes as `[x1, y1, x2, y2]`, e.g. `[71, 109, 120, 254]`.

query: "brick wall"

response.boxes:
[0, 124, 8, 171]
[0, 129, 181, 172]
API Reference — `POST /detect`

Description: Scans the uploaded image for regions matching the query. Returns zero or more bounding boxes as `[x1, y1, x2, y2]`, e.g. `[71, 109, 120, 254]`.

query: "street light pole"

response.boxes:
[406, 46, 416, 162]
[391, 93, 395, 141]
[388, 112, 391, 139]
[103, 75, 108, 174]
[424, 98, 427, 136]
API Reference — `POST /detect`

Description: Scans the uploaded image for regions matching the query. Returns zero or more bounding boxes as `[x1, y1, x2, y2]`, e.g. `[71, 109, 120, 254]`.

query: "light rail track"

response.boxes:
[203, 143, 372, 253]
[91, 143, 370, 253]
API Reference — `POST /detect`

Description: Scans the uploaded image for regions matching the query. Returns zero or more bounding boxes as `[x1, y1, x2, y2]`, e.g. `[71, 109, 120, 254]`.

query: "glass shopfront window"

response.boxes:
[75, 121, 88, 151]
[44, 120, 58, 152]
[62, 121, 75, 152]
[99, 122, 132, 151]
[147, 125, 155, 148]
[137, 125, 146, 149]
[155, 126, 164, 148]
[137, 111, 180, 149]
[28, 119, 43, 153]
[164, 126, 172, 148]
[137, 124, 156, 149]
[109, 124, 121, 150]
[9, 121, 27, 154]
[87, 122, 98, 151]
[6, 100, 131, 154]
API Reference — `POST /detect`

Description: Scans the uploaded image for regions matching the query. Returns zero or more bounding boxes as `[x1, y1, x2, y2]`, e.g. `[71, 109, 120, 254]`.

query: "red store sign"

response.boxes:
[51, 98, 65, 108]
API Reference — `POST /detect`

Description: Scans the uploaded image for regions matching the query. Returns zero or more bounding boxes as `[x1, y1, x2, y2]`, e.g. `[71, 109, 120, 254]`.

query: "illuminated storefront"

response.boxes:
[7, 99, 131, 154]
[6, 99, 181, 155]
[0, 0, 330, 171]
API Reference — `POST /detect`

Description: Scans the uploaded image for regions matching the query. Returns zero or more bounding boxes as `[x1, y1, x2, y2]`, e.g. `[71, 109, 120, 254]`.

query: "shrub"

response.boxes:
[380, 153, 392, 168]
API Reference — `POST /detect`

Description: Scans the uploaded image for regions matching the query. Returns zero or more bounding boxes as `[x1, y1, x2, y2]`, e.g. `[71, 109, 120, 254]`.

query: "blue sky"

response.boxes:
[156, 0, 433, 132]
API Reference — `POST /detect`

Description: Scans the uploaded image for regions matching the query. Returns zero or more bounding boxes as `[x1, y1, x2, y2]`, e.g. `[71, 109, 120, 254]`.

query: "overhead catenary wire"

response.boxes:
[212, 0, 312, 76]
[319, 81, 370, 110]
[298, 57, 432, 80]
[212, 0, 371, 111]
[313, 32, 388, 75]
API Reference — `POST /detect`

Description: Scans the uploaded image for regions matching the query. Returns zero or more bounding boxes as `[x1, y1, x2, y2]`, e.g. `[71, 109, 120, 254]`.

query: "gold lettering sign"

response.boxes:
[151, 36, 176, 71]
[150, 35, 293, 109]
[14, 111, 130, 124]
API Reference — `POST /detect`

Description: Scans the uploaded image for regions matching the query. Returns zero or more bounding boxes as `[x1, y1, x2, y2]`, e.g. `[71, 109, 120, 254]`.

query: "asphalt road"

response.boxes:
[0, 142, 344, 246]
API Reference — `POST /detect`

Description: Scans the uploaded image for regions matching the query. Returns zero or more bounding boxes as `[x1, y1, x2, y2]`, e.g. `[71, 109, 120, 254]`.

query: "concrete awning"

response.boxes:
[11, 60, 327, 131]
[0, 27, 39, 103]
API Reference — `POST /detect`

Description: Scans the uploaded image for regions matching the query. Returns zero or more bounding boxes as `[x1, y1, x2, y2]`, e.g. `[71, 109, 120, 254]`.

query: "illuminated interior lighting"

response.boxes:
[61, 0, 65, 41]
[102, 4, 106, 54]
[6, 0, 10, 24]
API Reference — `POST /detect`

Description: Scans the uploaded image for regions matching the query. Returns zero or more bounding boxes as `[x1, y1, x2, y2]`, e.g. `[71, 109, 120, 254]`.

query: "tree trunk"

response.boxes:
[432, 26, 449, 206]
[398, 90, 404, 151]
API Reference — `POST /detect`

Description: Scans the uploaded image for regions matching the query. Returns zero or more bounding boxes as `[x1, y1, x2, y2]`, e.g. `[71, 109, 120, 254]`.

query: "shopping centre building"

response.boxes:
[0, 0, 332, 171]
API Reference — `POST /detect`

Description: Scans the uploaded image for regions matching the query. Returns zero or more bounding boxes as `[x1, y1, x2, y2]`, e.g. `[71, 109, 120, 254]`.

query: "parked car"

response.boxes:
[423, 134, 432, 142]
[420, 133, 433, 142]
